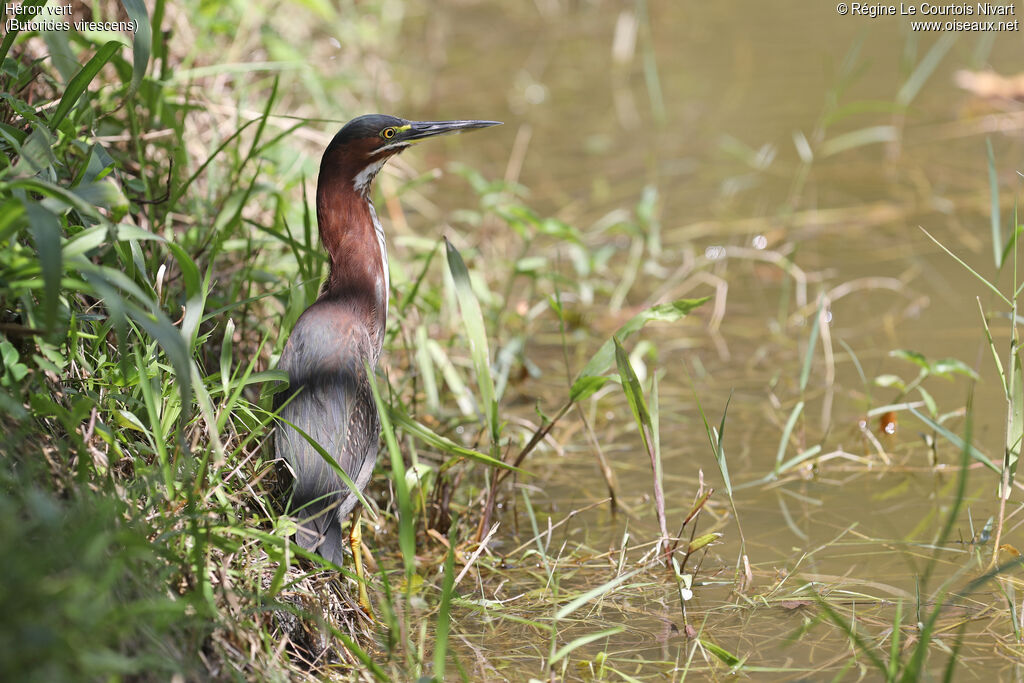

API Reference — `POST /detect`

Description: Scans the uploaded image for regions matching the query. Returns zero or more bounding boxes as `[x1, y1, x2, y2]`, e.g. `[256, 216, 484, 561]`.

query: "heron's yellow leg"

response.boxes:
[350, 508, 374, 618]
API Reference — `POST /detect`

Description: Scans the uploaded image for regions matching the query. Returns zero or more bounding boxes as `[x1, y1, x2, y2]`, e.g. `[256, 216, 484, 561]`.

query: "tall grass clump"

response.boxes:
[2, 14, 230, 683]
[0, 2, 415, 677]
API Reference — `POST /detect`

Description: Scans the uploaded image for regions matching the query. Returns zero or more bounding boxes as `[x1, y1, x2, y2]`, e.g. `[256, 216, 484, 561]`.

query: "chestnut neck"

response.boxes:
[315, 152, 388, 356]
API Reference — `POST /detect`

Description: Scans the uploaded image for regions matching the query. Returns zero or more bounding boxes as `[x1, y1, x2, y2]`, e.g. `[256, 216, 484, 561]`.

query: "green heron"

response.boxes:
[275, 114, 500, 606]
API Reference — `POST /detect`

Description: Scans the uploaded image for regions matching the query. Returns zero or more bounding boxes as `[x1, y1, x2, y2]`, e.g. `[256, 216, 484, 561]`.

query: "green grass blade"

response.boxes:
[445, 237, 498, 444]
[520, 488, 550, 573]
[120, 0, 152, 95]
[1004, 348, 1022, 498]
[24, 203, 62, 333]
[332, 630, 390, 682]
[941, 624, 966, 683]
[987, 138, 1002, 267]
[920, 404, 974, 590]
[550, 626, 625, 666]
[896, 32, 954, 106]
[271, 412, 370, 513]
[368, 367, 415, 581]
[887, 600, 903, 680]
[433, 524, 458, 680]
[775, 444, 822, 474]
[800, 299, 823, 392]
[715, 392, 734, 498]
[815, 597, 888, 674]
[614, 339, 652, 430]
[51, 41, 122, 129]
[907, 406, 998, 473]
[613, 338, 668, 546]
[170, 118, 260, 205]
[692, 384, 733, 498]
[219, 318, 235, 397]
[556, 567, 643, 620]
[774, 401, 804, 474]
[0, 0, 47, 64]
[820, 125, 897, 157]
[577, 297, 708, 381]
[921, 226, 1010, 306]
[133, 344, 170, 492]
[388, 405, 524, 473]
[636, 0, 665, 126]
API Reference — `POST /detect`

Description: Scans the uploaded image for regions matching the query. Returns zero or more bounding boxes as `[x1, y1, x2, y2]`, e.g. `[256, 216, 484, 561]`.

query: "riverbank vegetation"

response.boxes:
[3, 1, 1024, 680]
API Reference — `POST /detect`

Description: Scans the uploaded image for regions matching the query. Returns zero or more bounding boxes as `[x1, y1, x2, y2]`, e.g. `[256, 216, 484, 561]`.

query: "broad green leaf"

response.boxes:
[13, 127, 55, 175]
[0, 341, 29, 382]
[700, 639, 741, 667]
[166, 242, 202, 299]
[688, 532, 721, 554]
[569, 375, 610, 403]
[917, 385, 937, 417]
[891, 349, 929, 370]
[874, 374, 906, 389]
[71, 181, 129, 217]
[931, 357, 980, 380]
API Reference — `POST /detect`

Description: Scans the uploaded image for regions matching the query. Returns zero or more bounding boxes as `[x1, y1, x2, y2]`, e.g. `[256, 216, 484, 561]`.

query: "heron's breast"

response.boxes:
[280, 303, 377, 377]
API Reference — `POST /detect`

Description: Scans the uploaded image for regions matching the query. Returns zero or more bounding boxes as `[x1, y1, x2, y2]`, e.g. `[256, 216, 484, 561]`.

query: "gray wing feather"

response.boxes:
[274, 304, 381, 565]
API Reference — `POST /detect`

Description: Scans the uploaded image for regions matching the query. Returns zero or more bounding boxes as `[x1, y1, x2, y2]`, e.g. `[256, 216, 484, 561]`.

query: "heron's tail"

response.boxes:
[293, 502, 347, 567]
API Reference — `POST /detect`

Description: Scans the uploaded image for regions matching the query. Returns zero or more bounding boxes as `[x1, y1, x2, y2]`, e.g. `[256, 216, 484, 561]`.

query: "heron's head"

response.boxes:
[323, 114, 501, 195]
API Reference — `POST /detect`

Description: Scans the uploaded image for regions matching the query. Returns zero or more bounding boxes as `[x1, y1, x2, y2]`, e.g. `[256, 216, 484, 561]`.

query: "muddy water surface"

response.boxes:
[389, 2, 1023, 677]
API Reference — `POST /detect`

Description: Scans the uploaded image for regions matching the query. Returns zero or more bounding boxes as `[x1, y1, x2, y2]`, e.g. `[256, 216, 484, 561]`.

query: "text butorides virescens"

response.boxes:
[275, 114, 500, 605]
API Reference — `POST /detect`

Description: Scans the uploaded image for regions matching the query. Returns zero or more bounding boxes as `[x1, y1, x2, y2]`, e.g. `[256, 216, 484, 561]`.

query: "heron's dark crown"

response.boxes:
[327, 114, 406, 151]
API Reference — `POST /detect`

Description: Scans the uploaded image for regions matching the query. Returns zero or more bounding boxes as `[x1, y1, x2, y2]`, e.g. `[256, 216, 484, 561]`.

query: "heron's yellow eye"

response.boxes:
[381, 127, 396, 140]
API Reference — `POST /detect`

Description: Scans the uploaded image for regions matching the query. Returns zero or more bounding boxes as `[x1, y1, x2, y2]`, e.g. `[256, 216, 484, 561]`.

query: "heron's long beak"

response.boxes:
[400, 119, 502, 143]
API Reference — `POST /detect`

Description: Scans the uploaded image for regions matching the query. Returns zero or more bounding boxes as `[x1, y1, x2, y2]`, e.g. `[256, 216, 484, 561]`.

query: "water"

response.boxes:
[391, 1, 1024, 677]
